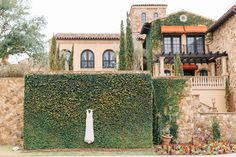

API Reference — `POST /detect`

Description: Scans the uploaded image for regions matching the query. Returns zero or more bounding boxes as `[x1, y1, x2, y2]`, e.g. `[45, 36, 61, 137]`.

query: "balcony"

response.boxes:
[189, 76, 226, 89]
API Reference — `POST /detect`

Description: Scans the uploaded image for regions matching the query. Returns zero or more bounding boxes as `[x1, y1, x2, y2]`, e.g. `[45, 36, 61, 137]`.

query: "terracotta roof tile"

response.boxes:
[132, 4, 168, 7]
[161, 25, 207, 34]
[55, 33, 120, 40]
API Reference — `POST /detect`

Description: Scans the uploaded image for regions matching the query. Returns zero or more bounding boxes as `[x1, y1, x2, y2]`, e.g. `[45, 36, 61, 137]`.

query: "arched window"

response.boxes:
[154, 13, 159, 20]
[103, 50, 116, 68]
[141, 13, 146, 25]
[200, 69, 208, 76]
[81, 50, 94, 68]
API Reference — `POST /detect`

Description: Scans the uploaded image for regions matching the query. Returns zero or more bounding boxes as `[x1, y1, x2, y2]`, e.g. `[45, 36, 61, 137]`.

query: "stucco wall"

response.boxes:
[57, 39, 120, 71]
[0, 78, 24, 146]
[191, 89, 226, 112]
[209, 14, 236, 110]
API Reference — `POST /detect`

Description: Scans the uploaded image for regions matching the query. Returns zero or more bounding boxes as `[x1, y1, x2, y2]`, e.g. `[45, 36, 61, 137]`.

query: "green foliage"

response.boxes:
[169, 121, 178, 143]
[212, 119, 221, 141]
[56, 45, 65, 71]
[49, 36, 57, 70]
[24, 73, 153, 149]
[0, 0, 46, 58]
[145, 11, 214, 71]
[174, 54, 184, 76]
[119, 20, 126, 70]
[225, 77, 234, 112]
[69, 44, 74, 71]
[49, 37, 64, 71]
[152, 78, 187, 144]
[125, 12, 134, 70]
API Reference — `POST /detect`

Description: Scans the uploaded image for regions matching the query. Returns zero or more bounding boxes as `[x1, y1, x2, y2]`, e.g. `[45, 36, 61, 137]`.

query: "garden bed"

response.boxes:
[155, 141, 236, 155]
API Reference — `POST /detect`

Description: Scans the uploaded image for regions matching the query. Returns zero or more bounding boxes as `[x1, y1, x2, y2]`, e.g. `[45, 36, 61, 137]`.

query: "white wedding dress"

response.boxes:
[84, 109, 94, 144]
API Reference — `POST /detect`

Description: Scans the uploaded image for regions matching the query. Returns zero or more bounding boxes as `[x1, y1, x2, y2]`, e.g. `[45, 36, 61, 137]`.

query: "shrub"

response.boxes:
[212, 119, 221, 141]
[152, 78, 186, 144]
[24, 73, 153, 149]
[0, 64, 30, 77]
[170, 121, 178, 143]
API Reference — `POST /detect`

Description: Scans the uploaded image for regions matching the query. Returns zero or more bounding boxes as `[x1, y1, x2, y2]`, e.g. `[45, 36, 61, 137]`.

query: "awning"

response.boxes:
[182, 64, 198, 70]
[161, 25, 207, 34]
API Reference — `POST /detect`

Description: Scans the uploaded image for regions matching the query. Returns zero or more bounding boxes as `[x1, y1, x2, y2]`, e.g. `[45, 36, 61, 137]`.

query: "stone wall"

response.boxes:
[0, 78, 24, 146]
[177, 90, 236, 143]
[194, 113, 236, 142]
[209, 14, 236, 110]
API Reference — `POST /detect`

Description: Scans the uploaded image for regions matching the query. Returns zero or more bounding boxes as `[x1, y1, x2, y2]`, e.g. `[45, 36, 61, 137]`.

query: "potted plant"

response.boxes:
[162, 125, 173, 145]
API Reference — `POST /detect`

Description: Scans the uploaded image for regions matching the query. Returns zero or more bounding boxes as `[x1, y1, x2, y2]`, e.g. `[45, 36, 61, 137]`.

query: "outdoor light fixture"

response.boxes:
[212, 98, 216, 108]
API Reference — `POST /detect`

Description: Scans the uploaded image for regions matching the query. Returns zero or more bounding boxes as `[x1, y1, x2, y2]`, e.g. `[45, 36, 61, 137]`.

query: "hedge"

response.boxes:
[24, 73, 153, 149]
[152, 78, 187, 144]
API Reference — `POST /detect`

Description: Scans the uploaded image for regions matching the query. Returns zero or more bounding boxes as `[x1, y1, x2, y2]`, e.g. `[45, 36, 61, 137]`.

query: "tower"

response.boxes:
[128, 4, 168, 70]
[129, 4, 168, 36]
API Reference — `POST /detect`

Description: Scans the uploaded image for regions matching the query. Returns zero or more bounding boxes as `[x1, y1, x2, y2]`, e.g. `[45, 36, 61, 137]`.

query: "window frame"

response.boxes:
[81, 49, 95, 68]
[154, 13, 159, 20]
[163, 35, 182, 54]
[141, 12, 146, 25]
[103, 50, 116, 68]
[186, 35, 205, 54]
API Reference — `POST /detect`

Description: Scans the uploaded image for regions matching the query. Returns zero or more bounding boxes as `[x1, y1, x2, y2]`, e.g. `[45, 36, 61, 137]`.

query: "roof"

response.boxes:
[55, 33, 120, 40]
[161, 25, 208, 34]
[131, 4, 168, 7]
[207, 5, 236, 33]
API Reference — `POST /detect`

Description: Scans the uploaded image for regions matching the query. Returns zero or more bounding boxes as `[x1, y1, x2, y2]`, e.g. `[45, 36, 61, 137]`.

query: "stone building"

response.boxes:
[141, 10, 229, 112]
[208, 4, 236, 110]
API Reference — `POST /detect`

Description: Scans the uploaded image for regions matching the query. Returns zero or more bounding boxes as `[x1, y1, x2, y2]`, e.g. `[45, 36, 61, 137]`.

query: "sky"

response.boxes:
[30, 0, 236, 39]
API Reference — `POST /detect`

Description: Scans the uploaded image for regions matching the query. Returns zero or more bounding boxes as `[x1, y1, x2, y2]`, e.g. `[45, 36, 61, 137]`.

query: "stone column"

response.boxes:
[153, 63, 160, 77]
[221, 56, 228, 76]
[210, 62, 216, 76]
[159, 57, 165, 76]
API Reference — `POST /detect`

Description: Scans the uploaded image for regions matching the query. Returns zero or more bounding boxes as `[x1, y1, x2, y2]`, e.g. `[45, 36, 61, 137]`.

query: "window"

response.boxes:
[187, 36, 205, 54]
[81, 50, 94, 68]
[103, 50, 116, 68]
[154, 13, 159, 20]
[141, 13, 146, 25]
[163, 36, 181, 54]
[200, 69, 208, 76]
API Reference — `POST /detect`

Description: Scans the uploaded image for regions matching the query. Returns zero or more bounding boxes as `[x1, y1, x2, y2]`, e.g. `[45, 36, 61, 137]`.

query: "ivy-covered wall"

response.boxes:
[153, 78, 187, 144]
[146, 11, 214, 70]
[24, 73, 153, 149]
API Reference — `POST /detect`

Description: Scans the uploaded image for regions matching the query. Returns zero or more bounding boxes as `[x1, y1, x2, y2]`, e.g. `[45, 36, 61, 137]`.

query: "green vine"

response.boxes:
[153, 78, 187, 144]
[146, 11, 214, 70]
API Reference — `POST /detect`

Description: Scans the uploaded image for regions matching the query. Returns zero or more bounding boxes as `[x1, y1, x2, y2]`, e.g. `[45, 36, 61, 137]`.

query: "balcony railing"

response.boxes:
[189, 76, 226, 89]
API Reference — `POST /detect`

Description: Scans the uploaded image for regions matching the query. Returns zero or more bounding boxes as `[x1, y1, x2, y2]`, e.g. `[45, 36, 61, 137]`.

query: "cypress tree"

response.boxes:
[119, 20, 126, 70]
[174, 54, 184, 76]
[125, 12, 134, 70]
[56, 45, 65, 71]
[69, 44, 74, 70]
[49, 36, 57, 70]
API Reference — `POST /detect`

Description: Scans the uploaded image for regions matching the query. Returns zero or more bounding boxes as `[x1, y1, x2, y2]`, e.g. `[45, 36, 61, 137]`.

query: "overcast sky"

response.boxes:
[30, 0, 236, 39]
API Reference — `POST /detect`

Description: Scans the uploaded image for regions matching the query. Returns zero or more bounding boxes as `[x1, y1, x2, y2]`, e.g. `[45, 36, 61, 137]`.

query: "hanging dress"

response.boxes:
[84, 109, 94, 144]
